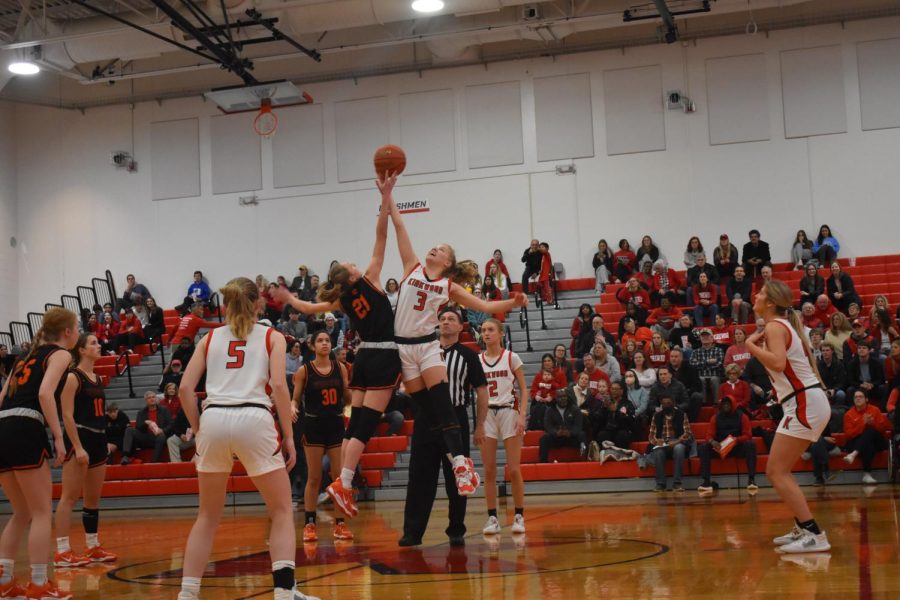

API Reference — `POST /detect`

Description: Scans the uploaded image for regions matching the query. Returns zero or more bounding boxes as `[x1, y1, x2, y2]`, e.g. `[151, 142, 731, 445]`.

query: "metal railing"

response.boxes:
[26, 313, 43, 337]
[61, 294, 83, 316]
[115, 352, 136, 398]
[77, 286, 97, 311]
[0, 332, 12, 349]
[44, 303, 63, 311]
[208, 292, 223, 323]
[105, 270, 118, 306]
[518, 298, 534, 353]
[9, 322, 31, 346]
[92, 276, 114, 308]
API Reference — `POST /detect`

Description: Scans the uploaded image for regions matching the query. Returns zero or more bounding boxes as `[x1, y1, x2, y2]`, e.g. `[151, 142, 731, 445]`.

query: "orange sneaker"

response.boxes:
[454, 457, 481, 496]
[0, 577, 27, 599]
[24, 580, 71, 600]
[52, 551, 89, 568]
[333, 522, 354, 540]
[303, 522, 318, 543]
[85, 545, 117, 563]
[326, 480, 358, 519]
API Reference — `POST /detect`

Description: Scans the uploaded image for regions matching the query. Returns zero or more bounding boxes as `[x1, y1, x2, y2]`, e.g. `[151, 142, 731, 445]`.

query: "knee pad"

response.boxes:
[344, 406, 361, 441]
[82, 508, 99, 534]
[352, 406, 383, 445]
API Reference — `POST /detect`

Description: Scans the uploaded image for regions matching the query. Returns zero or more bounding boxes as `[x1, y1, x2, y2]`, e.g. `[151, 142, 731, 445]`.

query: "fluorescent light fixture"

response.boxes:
[8, 62, 40, 75]
[412, 0, 444, 13]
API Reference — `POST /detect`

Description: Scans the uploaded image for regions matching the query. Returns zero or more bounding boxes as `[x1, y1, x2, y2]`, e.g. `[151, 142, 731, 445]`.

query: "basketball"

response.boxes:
[374, 144, 406, 178]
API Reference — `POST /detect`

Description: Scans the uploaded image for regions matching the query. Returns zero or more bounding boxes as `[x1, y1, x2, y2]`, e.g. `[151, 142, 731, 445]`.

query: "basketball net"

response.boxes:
[253, 97, 278, 139]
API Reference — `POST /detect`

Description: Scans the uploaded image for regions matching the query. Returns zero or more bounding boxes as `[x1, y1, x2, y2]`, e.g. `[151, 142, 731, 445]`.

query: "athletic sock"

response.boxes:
[56, 537, 71, 553]
[0, 559, 13, 584]
[30, 564, 48, 586]
[487, 509, 497, 518]
[179, 576, 201, 599]
[515, 507, 524, 517]
[304, 512, 316, 525]
[86, 533, 100, 548]
[271, 560, 295, 590]
[340, 468, 355, 489]
[797, 519, 821, 535]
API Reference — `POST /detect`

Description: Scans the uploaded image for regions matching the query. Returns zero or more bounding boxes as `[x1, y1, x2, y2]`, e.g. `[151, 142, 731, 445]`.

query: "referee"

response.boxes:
[400, 308, 488, 547]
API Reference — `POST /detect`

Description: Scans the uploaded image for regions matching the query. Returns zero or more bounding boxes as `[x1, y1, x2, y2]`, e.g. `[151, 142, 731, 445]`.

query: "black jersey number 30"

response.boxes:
[226, 341, 246, 369]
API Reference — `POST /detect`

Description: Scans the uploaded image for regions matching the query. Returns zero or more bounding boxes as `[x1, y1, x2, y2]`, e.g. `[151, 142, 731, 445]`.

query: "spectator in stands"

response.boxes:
[485, 249, 511, 294]
[621, 317, 652, 352]
[520, 238, 543, 295]
[289, 265, 312, 294]
[791, 230, 814, 270]
[847, 302, 867, 330]
[619, 303, 649, 337]
[648, 394, 692, 492]
[809, 328, 825, 361]
[172, 337, 196, 368]
[760, 265, 774, 287]
[591, 342, 622, 383]
[842, 390, 891, 484]
[263, 282, 285, 323]
[539, 388, 586, 462]
[102, 302, 119, 323]
[669, 314, 699, 357]
[487, 263, 510, 299]
[636, 235, 663, 271]
[806, 425, 839, 486]
[725, 327, 752, 371]
[825, 312, 852, 361]
[651, 259, 683, 306]
[278, 308, 308, 342]
[692, 273, 719, 326]
[582, 354, 612, 395]
[870, 294, 892, 326]
[285, 342, 303, 392]
[335, 347, 352, 381]
[647, 332, 670, 368]
[635, 260, 655, 291]
[121, 391, 172, 465]
[570, 303, 594, 358]
[529, 367, 561, 431]
[871, 309, 899, 357]
[844, 320, 874, 363]
[847, 342, 887, 408]
[96, 312, 119, 355]
[696, 395, 757, 496]
[568, 371, 595, 416]
[175, 271, 212, 315]
[0, 344, 11, 386]
[482, 275, 502, 301]
[801, 302, 824, 331]
[132, 297, 150, 329]
[885, 340, 900, 389]
[647, 297, 680, 338]
[596, 381, 637, 450]
[385, 278, 400, 311]
[742, 229, 771, 280]
[710, 313, 734, 348]
[814, 294, 838, 325]
[718, 364, 750, 413]
[616, 278, 651, 312]
[622, 371, 649, 422]
[158, 358, 184, 393]
[650, 364, 691, 416]
[683, 236, 703, 269]
[686, 254, 719, 307]
[300, 275, 321, 303]
[105, 403, 130, 461]
[818, 342, 848, 430]
[167, 398, 197, 463]
[827, 262, 861, 314]
[799, 263, 825, 307]
[120, 273, 151, 311]
[812, 225, 840, 268]
[464, 286, 489, 333]
[322, 313, 344, 350]
[592, 239, 614, 293]
[612, 239, 637, 282]
[170, 302, 223, 348]
[159, 382, 182, 418]
[632, 351, 656, 389]
[552, 344, 575, 384]
[726, 265, 753, 324]
[691, 329, 725, 404]
[620, 339, 638, 372]
[742, 356, 774, 410]
[143, 297, 165, 343]
[575, 314, 611, 360]
[713, 234, 740, 282]
[115, 308, 145, 353]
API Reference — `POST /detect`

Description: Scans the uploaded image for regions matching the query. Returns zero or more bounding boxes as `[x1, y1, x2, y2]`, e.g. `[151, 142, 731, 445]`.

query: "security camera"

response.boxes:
[668, 92, 681, 105]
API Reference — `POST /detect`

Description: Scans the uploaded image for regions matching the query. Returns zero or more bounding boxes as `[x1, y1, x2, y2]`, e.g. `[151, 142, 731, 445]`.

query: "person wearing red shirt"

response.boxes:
[481, 275, 502, 301]
[160, 382, 182, 418]
[528, 368, 562, 431]
[647, 297, 680, 337]
[95, 313, 120, 355]
[813, 295, 838, 325]
[581, 354, 612, 394]
[801, 302, 824, 330]
[635, 261, 655, 291]
[724, 327, 752, 370]
[484, 249, 511, 283]
[615, 278, 651, 311]
[647, 332, 670, 368]
[710, 313, 734, 348]
[169, 302, 225, 347]
[620, 318, 652, 352]
[116, 309, 145, 353]
[612, 239, 636, 283]
[536, 242, 555, 304]
[692, 273, 718, 326]
[650, 260, 683, 306]
[884, 340, 900, 388]
[842, 390, 891, 484]
[570, 303, 594, 358]
[718, 363, 751, 413]
[697, 395, 757, 495]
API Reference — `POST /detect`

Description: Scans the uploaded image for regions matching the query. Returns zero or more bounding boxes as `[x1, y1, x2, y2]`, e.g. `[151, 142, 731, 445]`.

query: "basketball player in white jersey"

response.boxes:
[381, 175, 528, 496]
[176, 278, 318, 600]
[746, 279, 831, 554]
[477, 319, 528, 535]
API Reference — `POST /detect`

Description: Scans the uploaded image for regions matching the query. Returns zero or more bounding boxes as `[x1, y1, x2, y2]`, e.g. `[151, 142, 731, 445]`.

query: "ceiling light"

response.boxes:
[8, 62, 40, 75]
[412, 0, 444, 13]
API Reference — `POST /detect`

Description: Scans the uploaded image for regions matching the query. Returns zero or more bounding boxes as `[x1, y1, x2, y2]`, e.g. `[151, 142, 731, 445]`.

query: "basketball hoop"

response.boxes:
[253, 97, 278, 138]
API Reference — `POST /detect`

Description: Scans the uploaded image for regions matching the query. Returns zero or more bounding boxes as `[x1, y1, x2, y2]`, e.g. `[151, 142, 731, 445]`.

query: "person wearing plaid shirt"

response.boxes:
[690, 328, 725, 404]
[648, 394, 693, 492]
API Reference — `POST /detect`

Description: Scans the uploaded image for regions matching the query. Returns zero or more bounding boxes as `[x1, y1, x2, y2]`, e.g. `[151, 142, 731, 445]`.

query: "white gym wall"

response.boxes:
[7, 16, 900, 318]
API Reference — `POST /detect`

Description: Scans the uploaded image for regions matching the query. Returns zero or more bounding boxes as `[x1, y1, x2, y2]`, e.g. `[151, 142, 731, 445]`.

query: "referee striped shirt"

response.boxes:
[442, 341, 487, 408]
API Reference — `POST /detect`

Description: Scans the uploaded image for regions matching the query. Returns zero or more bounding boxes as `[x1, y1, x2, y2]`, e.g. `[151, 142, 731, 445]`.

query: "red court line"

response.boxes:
[859, 506, 871, 600]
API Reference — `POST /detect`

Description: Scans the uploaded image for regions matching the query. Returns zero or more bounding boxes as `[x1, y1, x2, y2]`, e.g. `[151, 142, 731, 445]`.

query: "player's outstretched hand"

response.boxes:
[376, 172, 399, 197]
[271, 284, 293, 305]
[512, 291, 529, 308]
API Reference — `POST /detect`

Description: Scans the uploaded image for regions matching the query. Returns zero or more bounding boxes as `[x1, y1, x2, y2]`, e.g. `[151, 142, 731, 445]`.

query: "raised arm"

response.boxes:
[381, 176, 418, 275]
[271, 287, 340, 316]
[366, 174, 396, 284]
[449, 286, 527, 315]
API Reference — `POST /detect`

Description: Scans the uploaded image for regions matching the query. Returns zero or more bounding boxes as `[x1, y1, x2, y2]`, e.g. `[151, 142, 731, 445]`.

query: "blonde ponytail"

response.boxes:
[764, 279, 824, 387]
[318, 263, 351, 304]
[220, 277, 259, 340]
[7, 307, 77, 396]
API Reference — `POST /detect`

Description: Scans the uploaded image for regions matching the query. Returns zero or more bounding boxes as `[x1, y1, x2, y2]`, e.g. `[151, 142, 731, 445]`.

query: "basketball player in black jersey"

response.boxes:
[54, 333, 118, 569]
[293, 331, 353, 543]
[0, 308, 80, 600]
[274, 180, 401, 518]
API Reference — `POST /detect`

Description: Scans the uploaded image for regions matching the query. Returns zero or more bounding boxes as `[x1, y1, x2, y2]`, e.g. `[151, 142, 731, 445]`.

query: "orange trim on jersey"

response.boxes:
[0, 448, 51, 473]
[400, 262, 420, 285]
[308, 359, 336, 378]
[782, 360, 811, 429]
[348, 372, 402, 392]
[362, 276, 387, 296]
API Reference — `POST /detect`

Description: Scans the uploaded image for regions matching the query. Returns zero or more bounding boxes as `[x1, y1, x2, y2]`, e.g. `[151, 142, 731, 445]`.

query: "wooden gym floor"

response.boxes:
[9, 486, 898, 599]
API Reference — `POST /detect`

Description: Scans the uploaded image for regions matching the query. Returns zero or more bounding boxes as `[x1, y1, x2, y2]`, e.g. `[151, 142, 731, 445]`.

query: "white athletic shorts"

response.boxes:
[776, 388, 830, 443]
[484, 406, 520, 440]
[195, 406, 285, 477]
[398, 339, 444, 381]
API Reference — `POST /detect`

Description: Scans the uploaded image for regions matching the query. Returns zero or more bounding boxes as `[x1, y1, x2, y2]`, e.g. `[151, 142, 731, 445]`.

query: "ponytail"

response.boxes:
[7, 307, 78, 396]
[764, 280, 825, 387]
[446, 259, 480, 288]
[783, 307, 824, 387]
[318, 263, 351, 304]
[220, 277, 259, 340]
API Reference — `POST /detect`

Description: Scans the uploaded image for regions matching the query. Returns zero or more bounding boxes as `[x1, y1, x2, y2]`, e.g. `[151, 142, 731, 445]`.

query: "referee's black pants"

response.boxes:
[403, 406, 470, 542]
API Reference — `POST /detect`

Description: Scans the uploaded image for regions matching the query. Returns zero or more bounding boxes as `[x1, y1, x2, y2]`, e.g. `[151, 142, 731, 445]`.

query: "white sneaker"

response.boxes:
[776, 530, 831, 554]
[861, 472, 877, 485]
[773, 525, 803, 546]
[482, 515, 501, 535]
[843, 450, 859, 465]
[511, 514, 526, 534]
[697, 485, 714, 497]
[293, 591, 321, 600]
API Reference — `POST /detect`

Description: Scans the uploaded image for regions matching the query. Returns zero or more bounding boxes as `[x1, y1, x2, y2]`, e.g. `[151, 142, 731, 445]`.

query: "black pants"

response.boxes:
[403, 406, 470, 542]
[845, 428, 888, 471]
[809, 436, 835, 479]
[122, 428, 167, 462]
[290, 418, 309, 498]
[528, 402, 549, 431]
[539, 432, 584, 463]
[698, 440, 756, 484]
[596, 429, 632, 449]
[815, 245, 836, 267]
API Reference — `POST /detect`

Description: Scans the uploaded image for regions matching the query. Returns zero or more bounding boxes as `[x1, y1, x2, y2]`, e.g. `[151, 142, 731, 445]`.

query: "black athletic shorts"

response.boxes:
[64, 429, 109, 468]
[301, 414, 345, 449]
[349, 348, 402, 391]
[0, 417, 52, 473]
